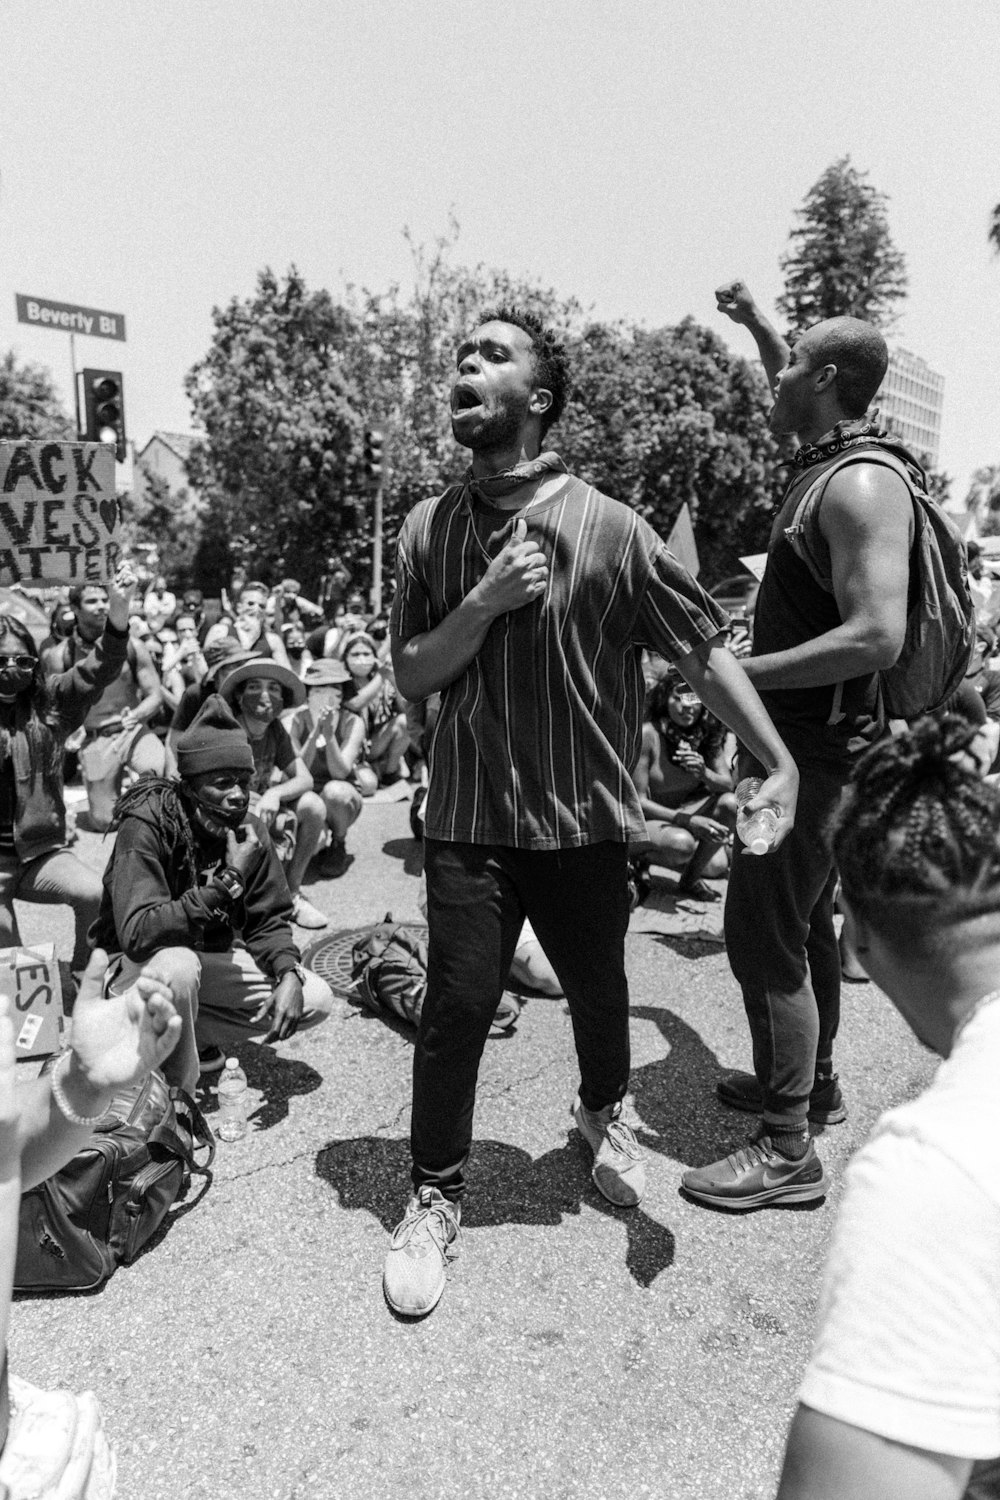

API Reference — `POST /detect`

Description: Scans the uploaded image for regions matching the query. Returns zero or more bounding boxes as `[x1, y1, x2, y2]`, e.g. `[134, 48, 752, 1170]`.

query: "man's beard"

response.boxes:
[452, 395, 529, 453]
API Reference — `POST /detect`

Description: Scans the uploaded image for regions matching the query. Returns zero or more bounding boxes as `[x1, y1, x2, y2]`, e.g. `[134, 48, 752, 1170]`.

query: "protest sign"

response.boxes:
[2, 943, 65, 1059]
[0, 442, 121, 586]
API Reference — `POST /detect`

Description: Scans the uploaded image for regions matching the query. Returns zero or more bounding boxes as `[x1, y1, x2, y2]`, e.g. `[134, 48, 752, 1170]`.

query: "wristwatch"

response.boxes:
[212, 866, 245, 902]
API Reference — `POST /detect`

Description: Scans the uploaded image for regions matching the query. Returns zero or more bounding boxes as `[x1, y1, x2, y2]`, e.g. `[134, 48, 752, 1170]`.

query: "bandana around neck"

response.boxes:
[792, 413, 887, 471]
[464, 452, 567, 505]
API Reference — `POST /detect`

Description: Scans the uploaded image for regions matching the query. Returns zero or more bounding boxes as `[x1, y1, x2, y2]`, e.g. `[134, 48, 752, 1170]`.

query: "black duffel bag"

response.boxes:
[15, 1067, 215, 1294]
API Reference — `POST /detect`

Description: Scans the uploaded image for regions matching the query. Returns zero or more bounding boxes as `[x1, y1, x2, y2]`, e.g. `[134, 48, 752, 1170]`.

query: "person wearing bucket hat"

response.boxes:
[166, 638, 258, 760]
[92, 693, 334, 1090]
[221, 659, 328, 928]
[287, 657, 367, 877]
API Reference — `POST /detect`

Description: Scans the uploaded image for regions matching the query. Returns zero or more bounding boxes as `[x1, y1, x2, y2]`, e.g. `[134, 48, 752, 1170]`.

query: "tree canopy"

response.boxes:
[777, 157, 908, 334]
[0, 351, 74, 441]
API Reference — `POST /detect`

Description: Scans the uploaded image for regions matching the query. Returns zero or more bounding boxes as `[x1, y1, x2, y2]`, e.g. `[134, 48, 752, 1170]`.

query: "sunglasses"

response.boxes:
[0, 655, 36, 671]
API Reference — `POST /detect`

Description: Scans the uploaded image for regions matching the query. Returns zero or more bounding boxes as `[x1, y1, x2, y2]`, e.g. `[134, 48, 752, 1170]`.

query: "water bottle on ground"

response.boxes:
[735, 777, 779, 855]
[217, 1058, 249, 1142]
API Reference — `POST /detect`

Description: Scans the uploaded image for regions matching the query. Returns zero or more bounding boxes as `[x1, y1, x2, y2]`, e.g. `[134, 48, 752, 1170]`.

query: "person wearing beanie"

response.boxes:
[338, 630, 407, 793]
[91, 694, 334, 1092]
[165, 639, 258, 763]
[287, 658, 366, 877]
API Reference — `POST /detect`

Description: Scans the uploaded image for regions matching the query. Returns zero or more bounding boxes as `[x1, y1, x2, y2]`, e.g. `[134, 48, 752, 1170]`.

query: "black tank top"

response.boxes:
[753, 492, 880, 760]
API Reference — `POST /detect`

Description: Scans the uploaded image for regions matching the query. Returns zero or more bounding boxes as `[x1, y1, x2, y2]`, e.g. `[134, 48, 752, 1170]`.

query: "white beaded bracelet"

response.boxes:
[49, 1051, 110, 1128]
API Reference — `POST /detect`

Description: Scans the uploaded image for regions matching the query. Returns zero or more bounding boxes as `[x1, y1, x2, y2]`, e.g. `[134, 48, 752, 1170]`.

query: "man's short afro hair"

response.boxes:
[481, 304, 571, 437]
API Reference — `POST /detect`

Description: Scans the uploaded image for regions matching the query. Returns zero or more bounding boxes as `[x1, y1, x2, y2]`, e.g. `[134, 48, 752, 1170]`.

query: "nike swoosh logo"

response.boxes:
[762, 1166, 802, 1187]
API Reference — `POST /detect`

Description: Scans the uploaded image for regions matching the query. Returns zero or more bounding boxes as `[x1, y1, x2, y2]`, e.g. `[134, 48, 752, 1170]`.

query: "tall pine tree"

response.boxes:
[777, 157, 908, 334]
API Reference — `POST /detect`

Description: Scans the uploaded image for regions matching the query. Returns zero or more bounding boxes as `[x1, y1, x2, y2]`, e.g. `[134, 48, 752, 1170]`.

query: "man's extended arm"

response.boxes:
[392, 517, 548, 702]
[715, 280, 790, 390]
[741, 465, 913, 691]
[676, 639, 799, 844]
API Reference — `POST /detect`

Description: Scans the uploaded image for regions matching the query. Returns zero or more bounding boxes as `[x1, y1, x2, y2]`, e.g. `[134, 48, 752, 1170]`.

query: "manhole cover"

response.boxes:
[302, 924, 429, 998]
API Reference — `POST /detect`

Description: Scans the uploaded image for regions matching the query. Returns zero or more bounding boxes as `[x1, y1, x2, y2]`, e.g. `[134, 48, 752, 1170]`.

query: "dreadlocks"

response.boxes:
[832, 715, 1000, 944]
[109, 777, 201, 890]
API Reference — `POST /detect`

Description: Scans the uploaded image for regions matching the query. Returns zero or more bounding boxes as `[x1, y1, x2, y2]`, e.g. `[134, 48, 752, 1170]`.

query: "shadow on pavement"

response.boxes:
[315, 1133, 676, 1288]
[628, 1004, 748, 1167]
[198, 1047, 323, 1132]
[380, 837, 424, 876]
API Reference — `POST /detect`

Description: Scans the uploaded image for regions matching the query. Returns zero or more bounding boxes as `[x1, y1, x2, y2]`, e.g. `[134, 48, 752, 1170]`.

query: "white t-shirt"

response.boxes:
[800, 998, 1000, 1461]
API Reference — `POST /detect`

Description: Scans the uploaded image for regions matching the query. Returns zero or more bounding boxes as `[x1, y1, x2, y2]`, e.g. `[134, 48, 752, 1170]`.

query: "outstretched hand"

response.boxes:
[107, 559, 140, 631]
[476, 517, 549, 617]
[68, 948, 182, 1093]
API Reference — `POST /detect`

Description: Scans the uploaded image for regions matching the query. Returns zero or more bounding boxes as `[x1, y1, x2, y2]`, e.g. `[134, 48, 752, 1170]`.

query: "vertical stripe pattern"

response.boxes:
[391, 472, 729, 849]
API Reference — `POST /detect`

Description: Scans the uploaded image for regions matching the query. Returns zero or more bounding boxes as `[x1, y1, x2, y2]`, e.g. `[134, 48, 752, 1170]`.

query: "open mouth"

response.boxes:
[452, 383, 484, 414]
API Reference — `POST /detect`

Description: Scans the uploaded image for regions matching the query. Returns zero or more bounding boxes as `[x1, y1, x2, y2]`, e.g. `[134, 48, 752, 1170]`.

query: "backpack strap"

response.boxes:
[784, 443, 918, 595]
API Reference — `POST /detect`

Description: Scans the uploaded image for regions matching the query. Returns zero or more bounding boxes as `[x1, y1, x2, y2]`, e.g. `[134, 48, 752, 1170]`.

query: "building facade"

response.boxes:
[873, 348, 944, 468]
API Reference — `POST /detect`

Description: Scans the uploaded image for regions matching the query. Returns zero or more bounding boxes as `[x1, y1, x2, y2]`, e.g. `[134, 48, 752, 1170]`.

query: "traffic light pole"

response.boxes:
[69, 333, 82, 439]
[371, 476, 384, 616]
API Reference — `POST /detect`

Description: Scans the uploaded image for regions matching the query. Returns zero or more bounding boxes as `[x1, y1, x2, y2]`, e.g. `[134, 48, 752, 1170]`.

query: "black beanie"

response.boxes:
[176, 694, 255, 778]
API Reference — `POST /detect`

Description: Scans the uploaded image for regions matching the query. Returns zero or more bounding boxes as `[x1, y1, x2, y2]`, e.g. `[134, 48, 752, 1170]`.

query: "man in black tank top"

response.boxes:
[681, 282, 914, 1213]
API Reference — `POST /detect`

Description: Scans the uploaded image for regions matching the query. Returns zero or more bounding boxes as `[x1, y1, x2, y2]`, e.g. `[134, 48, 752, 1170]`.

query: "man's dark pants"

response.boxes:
[723, 748, 851, 1131]
[412, 838, 632, 1200]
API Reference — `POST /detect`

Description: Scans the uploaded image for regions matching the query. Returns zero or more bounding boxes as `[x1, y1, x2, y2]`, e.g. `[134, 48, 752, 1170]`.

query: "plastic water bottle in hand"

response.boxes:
[735, 777, 779, 855]
[217, 1058, 249, 1142]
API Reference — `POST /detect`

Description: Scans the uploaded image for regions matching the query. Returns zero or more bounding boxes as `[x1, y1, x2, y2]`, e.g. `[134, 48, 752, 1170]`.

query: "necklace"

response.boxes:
[953, 986, 1000, 1046]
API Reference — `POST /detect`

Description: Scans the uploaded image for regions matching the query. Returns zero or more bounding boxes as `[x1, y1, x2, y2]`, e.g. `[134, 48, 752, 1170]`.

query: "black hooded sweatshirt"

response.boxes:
[91, 782, 301, 980]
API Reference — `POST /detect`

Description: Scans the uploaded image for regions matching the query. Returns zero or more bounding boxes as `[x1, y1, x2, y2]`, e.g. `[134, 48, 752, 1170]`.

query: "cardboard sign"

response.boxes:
[1, 943, 65, 1059]
[0, 442, 121, 586]
[739, 553, 769, 583]
[666, 503, 700, 577]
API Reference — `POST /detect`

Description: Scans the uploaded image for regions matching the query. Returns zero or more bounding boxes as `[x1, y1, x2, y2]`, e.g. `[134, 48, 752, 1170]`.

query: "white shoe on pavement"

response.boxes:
[383, 1186, 461, 1317]
[572, 1096, 646, 1207]
[290, 894, 328, 929]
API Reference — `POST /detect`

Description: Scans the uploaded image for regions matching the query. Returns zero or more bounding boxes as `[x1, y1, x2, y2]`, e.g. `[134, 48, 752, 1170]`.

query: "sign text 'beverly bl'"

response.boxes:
[15, 294, 126, 342]
[0, 443, 121, 586]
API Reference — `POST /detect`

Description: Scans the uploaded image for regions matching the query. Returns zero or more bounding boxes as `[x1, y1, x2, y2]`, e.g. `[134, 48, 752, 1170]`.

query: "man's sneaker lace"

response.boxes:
[572, 1097, 646, 1207]
[383, 1186, 461, 1317]
[681, 1131, 828, 1211]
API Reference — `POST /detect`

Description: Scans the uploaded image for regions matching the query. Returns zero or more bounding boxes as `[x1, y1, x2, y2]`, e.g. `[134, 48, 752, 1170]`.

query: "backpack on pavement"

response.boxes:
[783, 430, 975, 721]
[350, 914, 428, 1026]
[15, 1068, 215, 1294]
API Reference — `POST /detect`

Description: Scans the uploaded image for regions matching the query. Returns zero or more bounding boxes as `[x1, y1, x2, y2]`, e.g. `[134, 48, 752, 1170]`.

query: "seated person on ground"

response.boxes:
[41, 580, 167, 833]
[92, 694, 334, 1089]
[630, 669, 736, 901]
[0, 947, 180, 1494]
[0, 564, 141, 980]
[220, 659, 328, 929]
[338, 631, 408, 793]
[286, 659, 365, 878]
[167, 639, 256, 755]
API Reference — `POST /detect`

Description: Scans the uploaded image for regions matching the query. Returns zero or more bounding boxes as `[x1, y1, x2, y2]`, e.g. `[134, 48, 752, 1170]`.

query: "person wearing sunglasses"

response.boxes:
[630, 667, 737, 902]
[0, 562, 139, 982]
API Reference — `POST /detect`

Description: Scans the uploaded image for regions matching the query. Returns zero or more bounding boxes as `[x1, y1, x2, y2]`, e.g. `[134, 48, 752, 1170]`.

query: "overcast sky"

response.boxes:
[2, 0, 998, 503]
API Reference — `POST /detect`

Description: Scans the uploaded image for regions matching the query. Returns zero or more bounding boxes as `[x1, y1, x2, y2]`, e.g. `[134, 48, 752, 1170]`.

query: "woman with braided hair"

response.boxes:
[776, 714, 1000, 1500]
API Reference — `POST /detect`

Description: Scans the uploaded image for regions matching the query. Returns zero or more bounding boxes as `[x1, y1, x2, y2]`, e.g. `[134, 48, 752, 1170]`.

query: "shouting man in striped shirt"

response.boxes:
[384, 306, 799, 1318]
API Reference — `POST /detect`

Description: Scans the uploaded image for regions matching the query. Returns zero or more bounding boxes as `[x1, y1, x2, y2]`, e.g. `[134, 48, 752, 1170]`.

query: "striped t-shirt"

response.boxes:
[391, 467, 729, 850]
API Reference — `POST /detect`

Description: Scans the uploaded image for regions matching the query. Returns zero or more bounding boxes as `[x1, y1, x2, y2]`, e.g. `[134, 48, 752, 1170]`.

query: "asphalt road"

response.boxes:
[11, 790, 935, 1500]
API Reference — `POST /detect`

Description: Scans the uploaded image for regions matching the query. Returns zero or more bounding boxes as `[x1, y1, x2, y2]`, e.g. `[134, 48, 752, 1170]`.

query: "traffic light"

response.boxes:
[82, 369, 126, 462]
[363, 428, 384, 488]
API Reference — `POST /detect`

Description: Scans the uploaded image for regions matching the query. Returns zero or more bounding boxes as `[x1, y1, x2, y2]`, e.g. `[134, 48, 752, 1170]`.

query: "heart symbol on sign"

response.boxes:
[99, 498, 119, 535]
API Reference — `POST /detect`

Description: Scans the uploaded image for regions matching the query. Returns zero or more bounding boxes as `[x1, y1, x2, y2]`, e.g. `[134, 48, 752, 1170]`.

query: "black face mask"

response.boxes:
[189, 792, 247, 833]
[0, 666, 34, 698]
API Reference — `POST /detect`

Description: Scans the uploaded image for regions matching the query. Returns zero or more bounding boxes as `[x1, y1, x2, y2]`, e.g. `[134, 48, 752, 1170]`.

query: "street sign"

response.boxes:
[15, 294, 126, 342]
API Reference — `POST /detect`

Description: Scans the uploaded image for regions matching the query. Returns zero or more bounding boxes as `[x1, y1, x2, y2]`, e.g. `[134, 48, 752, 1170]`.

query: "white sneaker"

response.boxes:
[383, 1186, 461, 1317]
[572, 1096, 646, 1207]
[290, 894, 328, 929]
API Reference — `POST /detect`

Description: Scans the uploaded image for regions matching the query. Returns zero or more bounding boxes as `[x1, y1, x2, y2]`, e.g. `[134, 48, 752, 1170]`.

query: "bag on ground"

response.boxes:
[350, 914, 428, 1026]
[15, 1068, 215, 1294]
